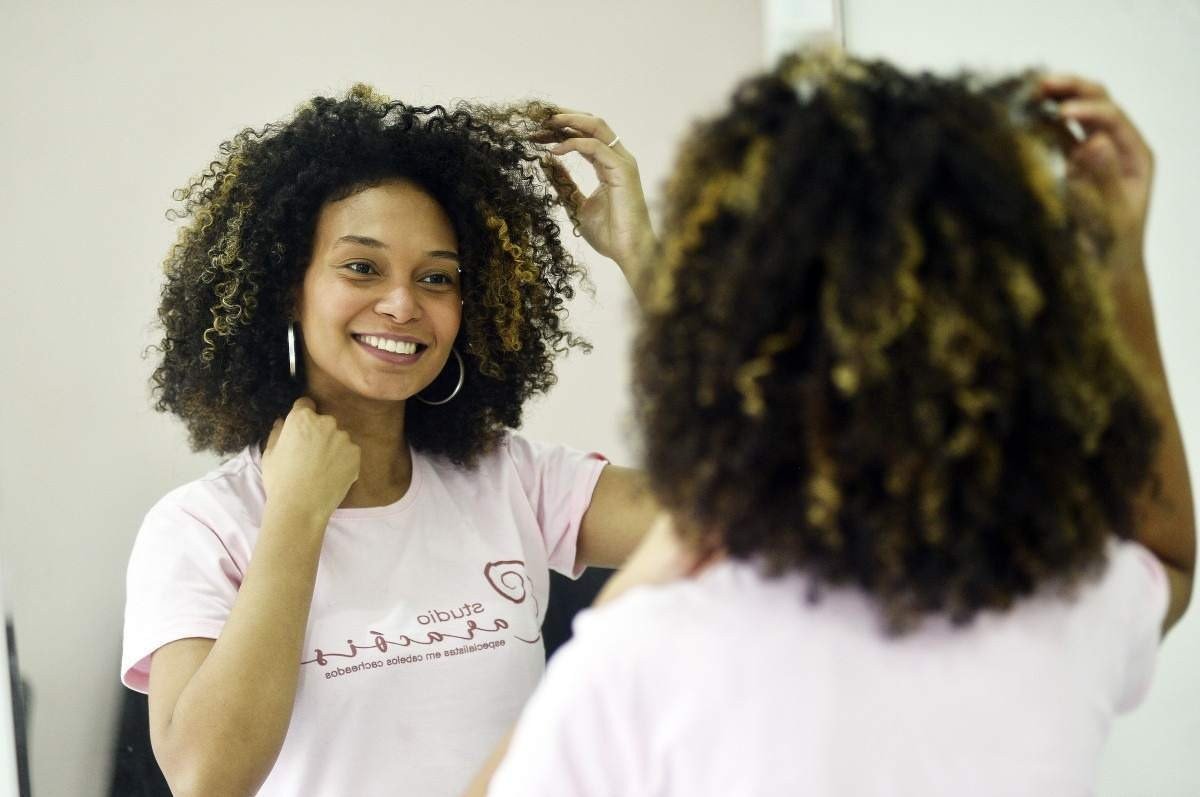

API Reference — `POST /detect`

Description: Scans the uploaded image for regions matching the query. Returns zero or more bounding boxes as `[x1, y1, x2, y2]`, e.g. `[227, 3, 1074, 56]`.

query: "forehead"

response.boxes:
[313, 179, 458, 250]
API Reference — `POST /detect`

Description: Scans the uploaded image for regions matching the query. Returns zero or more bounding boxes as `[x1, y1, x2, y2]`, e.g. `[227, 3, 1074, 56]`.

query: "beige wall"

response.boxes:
[842, 2, 1200, 794]
[13, 2, 1185, 794]
[0, 2, 763, 795]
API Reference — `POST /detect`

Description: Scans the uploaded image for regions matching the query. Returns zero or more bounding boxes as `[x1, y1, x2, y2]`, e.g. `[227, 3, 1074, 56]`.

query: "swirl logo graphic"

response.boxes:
[484, 560, 530, 604]
[484, 560, 541, 644]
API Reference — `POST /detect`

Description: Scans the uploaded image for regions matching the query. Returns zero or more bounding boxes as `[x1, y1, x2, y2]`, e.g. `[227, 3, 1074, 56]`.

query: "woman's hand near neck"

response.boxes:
[303, 375, 414, 510]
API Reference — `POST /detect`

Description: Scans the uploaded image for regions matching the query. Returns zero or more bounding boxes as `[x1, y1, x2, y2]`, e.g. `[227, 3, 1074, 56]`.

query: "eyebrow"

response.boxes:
[334, 234, 459, 261]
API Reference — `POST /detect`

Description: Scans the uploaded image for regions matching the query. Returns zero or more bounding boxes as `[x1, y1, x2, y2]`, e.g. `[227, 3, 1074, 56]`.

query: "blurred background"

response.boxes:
[0, 1, 1196, 795]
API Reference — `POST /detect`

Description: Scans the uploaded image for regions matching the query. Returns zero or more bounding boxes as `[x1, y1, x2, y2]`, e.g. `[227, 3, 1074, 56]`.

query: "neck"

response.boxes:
[305, 379, 413, 509]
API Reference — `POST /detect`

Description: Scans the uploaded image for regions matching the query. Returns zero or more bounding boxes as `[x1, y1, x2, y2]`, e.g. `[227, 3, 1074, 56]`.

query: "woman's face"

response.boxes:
[297, 179, 463, 405]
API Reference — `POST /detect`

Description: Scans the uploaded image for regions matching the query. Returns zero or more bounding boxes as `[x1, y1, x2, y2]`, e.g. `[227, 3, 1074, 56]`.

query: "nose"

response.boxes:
[375, 284, 422, 324]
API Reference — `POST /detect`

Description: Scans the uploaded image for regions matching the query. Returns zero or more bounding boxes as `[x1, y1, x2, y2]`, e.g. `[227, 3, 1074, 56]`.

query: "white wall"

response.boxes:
[842, 2, 1200, 794]
[0, 2, 762, 795]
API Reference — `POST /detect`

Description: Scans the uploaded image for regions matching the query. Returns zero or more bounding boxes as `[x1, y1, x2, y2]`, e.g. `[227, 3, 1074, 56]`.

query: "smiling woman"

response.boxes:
[299, 181, 465, 410]
[153, 84, 588, 465]
[122, 83, 661, 797]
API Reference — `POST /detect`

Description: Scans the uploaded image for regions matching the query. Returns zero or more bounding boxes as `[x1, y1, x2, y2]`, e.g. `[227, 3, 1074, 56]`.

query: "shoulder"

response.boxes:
[141, 447, 263, 535]
[499, 431, 608, 470]
[1014, 539, 1169, 713]
[417, 431, 519, 478]
[1094, 538, 1170, 631]
[1106, 539, 1169, 597]
[567, 560, 758, 660]
[1059, 539, 1170, 632]
[423, 431, 607, 487]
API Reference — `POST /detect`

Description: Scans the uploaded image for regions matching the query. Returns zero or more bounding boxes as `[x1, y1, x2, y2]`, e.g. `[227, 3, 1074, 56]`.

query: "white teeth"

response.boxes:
[360, 335, 418, 355]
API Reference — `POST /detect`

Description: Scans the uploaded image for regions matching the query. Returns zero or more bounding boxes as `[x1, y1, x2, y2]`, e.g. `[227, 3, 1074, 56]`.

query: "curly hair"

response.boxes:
[152, 84, 590, 465]
[634, 51, 1161, 630]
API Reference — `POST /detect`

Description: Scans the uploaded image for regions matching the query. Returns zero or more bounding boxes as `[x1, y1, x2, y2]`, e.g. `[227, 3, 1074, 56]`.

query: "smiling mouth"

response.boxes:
[353, 334, 428, 356]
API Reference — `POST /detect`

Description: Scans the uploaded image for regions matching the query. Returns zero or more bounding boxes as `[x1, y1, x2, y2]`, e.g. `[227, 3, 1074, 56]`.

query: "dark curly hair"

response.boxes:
[634, 51, 1161, 630]
[152, 84, 590, 465]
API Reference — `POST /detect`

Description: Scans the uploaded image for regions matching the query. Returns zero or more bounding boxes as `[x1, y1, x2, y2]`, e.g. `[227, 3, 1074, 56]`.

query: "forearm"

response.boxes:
[1112, 264, 1196, 629]
[157, 504, 328, 795]
[614, 229, 657, 307]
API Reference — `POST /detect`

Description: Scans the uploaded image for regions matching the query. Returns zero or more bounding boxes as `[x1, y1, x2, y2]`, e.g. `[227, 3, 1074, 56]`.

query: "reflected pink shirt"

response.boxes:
[122, 432, 607, 797]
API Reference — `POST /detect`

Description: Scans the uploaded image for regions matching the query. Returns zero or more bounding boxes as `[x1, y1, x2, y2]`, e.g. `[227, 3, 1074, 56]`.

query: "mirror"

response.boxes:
[2, 1, 1197, 795]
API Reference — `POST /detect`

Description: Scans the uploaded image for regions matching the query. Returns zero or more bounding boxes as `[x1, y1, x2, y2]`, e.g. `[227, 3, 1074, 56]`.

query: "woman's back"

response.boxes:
[492, 540, 1166, 796]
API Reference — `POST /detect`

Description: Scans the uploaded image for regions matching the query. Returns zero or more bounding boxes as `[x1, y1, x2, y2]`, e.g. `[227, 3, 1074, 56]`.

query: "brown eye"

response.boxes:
[344, 261, 377, 276]
[419, 272, 457, 289]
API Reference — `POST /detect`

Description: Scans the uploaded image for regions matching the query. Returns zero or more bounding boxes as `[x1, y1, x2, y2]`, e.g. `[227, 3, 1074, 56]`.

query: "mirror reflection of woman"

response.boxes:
[120, 85, 658, 797]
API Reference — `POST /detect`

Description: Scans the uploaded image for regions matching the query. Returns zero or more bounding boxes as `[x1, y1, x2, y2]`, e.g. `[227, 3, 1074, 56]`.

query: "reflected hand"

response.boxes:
[1039, 75, 1154, 269]
[261, 397, 361, 520]
[542, 110, 656, 275]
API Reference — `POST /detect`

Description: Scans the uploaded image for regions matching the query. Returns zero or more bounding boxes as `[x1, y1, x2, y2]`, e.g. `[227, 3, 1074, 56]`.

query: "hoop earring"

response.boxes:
[287, 323, 299, 380]
[417, 348, 465, 405]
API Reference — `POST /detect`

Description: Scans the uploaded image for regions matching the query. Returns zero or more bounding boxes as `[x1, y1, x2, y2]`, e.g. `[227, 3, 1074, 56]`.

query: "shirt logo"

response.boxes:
[300, 559, 543, 673]
[484, 560, 541, 643]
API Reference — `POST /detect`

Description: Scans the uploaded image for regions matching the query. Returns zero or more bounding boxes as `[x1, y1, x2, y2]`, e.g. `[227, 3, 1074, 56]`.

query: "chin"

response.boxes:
[358, 383, 422, 404]
[320, 373, 419, 405]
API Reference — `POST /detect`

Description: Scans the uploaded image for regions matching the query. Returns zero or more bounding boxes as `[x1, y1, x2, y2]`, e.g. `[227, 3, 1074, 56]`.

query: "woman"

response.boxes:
[481, 52, 1194, 795]
[120, 85, 659, 797]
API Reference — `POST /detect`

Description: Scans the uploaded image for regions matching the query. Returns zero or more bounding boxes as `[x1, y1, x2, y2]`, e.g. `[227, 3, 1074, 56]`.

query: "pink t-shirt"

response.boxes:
[490, 540, 1168, 797]
[121, 433, 607, 797]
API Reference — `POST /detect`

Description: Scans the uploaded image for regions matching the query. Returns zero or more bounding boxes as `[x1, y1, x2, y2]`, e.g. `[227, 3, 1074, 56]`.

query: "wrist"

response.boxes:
[1102, 219, 1146, 275]
[261, 500, 333, 538]
[1110, 258, 1153, 319]
[615, 228, 658, 296]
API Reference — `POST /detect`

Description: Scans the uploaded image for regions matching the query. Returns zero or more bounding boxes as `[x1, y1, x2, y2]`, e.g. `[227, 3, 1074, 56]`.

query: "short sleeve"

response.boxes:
[1113, 541, 1170, 713]
[487, 613, 643, 797]
[120, 494, 245, 693]
[503, 434, 608, 579]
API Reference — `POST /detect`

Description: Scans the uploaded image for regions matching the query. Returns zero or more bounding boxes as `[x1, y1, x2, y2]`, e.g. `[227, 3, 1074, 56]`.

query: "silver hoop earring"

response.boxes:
[417, 347, 465, 405]
[287, 323, 299, 380]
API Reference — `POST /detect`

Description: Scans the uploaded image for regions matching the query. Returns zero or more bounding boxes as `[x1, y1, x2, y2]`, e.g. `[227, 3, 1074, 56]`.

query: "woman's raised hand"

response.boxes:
[1039, 74, 1154, 269]
[261, 397, 361, 520]
[542, 110, 656, 278]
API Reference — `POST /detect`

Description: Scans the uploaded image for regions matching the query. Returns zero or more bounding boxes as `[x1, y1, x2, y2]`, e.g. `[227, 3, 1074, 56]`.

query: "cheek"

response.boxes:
[296, 270, 325, 326]
[434, 297, 464, 342]
[303, 282, 367, 329]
